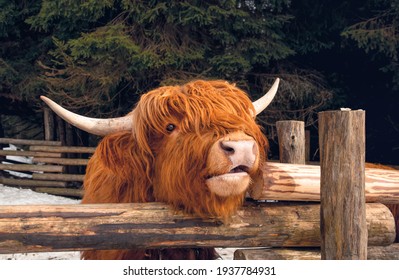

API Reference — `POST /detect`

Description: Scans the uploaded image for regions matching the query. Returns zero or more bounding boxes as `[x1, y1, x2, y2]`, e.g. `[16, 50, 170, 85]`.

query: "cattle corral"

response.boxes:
[0, 137, 90, 198]
[0, 108, 398, 260]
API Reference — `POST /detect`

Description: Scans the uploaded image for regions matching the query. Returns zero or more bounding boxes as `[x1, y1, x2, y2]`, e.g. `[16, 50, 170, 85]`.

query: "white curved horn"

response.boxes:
[40, 96, 133, 136]
[252, 78, 280, 115]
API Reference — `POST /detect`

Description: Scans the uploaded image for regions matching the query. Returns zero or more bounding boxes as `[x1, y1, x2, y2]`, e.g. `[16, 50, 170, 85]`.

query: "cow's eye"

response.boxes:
[166, 124, 176, 132]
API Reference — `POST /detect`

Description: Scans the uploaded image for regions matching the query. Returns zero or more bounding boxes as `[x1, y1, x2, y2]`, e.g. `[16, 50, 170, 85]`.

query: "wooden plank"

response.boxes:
[0, 150, 62, 158]
[234, 244, 399, 260]
[32, 173, 84, 182]
[0, 177, 67, 188]
[0, 203, 394, 254]
[32, 157, 89, 166]
[276, 121, 305, 164]
[0, 163, 64, 173]
[319, 110, 367, 260]
[30, 145, 96, 153]
[248, 162, 399, 204]
[35, 188, 83, 198]
[0, 138, 61, 146]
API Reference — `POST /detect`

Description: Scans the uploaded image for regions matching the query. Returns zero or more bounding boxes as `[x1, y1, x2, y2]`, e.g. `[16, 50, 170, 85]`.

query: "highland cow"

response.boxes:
[41, 79, 280, 260]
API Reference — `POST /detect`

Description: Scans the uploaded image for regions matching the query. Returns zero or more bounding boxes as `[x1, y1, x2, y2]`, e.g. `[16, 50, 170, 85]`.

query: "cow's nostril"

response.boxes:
[220, 141, 235, 154]
[219, 140, 257, 169]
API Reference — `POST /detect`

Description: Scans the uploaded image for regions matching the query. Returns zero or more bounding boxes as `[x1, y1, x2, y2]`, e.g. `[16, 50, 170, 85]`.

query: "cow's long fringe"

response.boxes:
[81, 80, 269, 259]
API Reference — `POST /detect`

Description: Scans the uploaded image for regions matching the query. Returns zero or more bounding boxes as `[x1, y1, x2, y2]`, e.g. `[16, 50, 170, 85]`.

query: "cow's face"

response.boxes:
[131, 80, 268, 217]
[40, 79, 279, 218]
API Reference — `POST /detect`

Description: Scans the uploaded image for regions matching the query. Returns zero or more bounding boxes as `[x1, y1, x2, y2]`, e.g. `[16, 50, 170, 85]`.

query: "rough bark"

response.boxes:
[234, 244, 399, 260]
[0, 203, 394, 254]
[319, 110, 367, 259]
[248, 162, 399, 204]
[276, 121, 306, 164]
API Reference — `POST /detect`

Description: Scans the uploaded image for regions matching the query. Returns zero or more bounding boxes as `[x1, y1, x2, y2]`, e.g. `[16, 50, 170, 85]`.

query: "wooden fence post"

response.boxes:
[43, 107, 55, 141]
[56, 115, 66, 145]
[305, 130, 310, 162]
[276, 121, 306, 164]
[319, 110, 367, 260]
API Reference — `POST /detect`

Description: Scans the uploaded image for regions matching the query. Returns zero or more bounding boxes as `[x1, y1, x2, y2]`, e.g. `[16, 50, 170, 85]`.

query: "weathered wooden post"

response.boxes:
[276, 120, 306, 164]
[319, 109, 367, 259]
[43, 107, 55, 141]
[0, 116, 5, 177]
[56, 115, 66, 145]
[305, 130, 310, 162]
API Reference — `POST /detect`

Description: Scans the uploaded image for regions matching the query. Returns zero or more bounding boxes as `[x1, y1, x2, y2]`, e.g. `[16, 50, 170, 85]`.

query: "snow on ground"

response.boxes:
[0, 184, 235, 260]
[0, 184, 80, 205]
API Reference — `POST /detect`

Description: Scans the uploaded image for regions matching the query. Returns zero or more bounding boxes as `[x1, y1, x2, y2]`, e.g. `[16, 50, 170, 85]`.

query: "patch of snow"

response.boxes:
[0, 184, 80, 205]
[0, 252, 80, 260]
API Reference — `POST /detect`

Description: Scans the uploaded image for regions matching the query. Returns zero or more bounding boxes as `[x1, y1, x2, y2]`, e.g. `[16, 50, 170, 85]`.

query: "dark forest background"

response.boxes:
[1, 0, 398, 165]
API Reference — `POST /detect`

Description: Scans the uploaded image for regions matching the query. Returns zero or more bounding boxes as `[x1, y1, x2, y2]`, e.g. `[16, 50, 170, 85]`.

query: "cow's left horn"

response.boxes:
[252, 78, 280, 115]
[40, 96, 133, 136]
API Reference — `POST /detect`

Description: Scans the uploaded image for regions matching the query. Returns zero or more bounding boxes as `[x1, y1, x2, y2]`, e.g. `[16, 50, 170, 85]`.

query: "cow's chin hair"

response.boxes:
[206, 173, 251, 197]
[154, 175, 247, 220]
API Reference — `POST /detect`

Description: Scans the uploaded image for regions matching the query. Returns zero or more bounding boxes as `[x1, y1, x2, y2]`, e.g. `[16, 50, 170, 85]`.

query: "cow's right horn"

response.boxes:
[252, 78, 280, 116]
[40, 96, 133, 136]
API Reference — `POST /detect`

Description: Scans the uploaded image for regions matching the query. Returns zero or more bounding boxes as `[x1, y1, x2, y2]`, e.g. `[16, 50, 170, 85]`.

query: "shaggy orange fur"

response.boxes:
[81, 80, 268, 260]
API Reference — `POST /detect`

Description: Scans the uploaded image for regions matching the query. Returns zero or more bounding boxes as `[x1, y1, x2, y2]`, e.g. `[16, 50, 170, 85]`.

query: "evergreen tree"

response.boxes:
[341, 0, 399, 89]
[28, 1, 295, 116]
[0, 1, 45, 101]
[1, 0, 397, 163]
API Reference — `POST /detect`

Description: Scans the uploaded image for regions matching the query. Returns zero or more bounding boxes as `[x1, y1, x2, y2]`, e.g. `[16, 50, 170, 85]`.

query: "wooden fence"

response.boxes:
[0, 110, 398, 259]
[0, 138, 94, 197]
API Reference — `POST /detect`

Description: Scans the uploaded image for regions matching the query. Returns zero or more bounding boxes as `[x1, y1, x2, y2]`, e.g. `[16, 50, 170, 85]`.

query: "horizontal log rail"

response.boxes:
[32, 173, 85, 182]
[0, 163, 64, 173]
[0, 150, 62, 158]
[32, 157, 89, 166]
[0, 178, 67, 188]
[249, 162, 399, 204]
[234, 244, 399, 260]
[29, 146, 96, 154]
[0, 202, 395, 254]
[0, 138, 61, 146]
[34, 187, 83, 197]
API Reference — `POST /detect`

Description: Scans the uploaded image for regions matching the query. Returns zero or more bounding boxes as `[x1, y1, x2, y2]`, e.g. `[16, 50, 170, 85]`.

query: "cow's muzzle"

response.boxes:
[206, 132, 260, 197]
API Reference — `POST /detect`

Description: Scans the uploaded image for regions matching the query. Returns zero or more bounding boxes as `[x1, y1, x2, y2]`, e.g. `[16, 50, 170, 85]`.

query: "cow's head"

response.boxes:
[41, 79, 279, 218]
